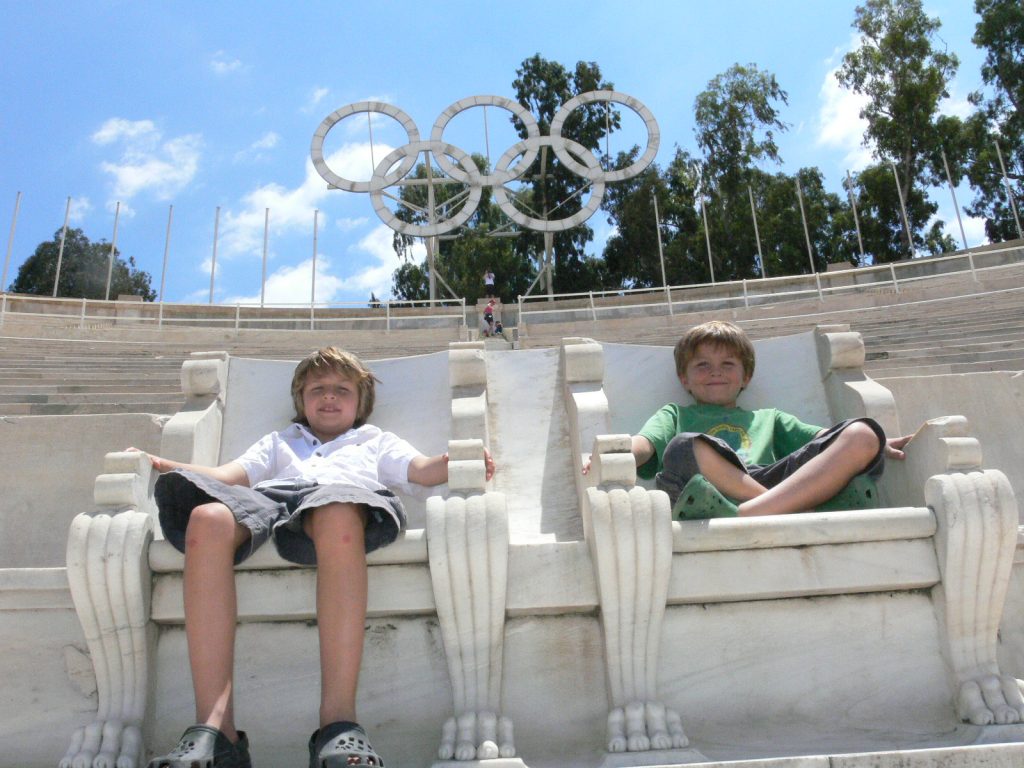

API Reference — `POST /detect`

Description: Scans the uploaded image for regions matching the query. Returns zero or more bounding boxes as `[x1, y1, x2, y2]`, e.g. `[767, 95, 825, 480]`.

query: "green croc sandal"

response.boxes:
[309, 721, 385, 768]
[815, 474, 880, 512]
[148, 725, 251, 768]
[672, 474, 740, 520]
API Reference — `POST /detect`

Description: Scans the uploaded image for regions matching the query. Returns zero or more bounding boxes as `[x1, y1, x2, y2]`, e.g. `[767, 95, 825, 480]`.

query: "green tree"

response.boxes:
[510, 54, 618, 294]
[751, 167, 855, 275]
[836, 0, 959, 254]
[692, 63, 794, 280]
[389, 155, 529, 302]
[846, 164, 956, 261]
[961, 0, 1024, 242]
[391, 54, 621, 299]
[694, 64, 789, 197]
[601, 147, 704, 288]
[9, 227, 156, 300]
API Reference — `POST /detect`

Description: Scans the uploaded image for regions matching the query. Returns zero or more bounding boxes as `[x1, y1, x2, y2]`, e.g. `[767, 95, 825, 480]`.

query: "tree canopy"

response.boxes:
[391, 54, 618, 300]
[9, 228, 156, 301]
[389, 5, 1020, 300]
[961, 0, 1024, 241]
[389, 154, 534, 303]
[836, 0, 959, 258]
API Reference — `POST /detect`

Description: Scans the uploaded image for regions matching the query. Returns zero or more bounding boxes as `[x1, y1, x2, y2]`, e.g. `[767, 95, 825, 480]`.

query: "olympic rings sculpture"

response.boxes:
[311, 91, 660, 236]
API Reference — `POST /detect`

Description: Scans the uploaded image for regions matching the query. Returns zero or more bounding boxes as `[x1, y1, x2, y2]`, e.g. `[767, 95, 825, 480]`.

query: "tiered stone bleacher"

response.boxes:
[1, 250, 1021, 419]
[518, 257, 1024, 378]
[0, 326, 463, 416]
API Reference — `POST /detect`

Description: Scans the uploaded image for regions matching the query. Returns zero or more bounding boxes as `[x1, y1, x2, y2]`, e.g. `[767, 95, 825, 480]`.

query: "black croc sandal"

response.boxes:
[148, 725, 251, 768]
[309, 721, 385, 768]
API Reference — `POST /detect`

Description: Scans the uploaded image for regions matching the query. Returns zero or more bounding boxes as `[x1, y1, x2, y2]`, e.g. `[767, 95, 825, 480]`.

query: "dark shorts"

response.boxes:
[655, 417, 886, 505]
[154, 469, 407, 566]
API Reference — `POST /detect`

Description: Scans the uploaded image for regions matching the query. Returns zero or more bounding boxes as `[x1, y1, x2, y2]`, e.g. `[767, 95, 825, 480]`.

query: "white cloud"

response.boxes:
[218, 140, 395, 260]
[222, 224, 424, 305]
[815, 65, 875, 171]
[210, 50, 243, 75]
[252, 132, 279, 150]
[305, 86, 330, 113]
[222, 256, 342, 306]
[93, 118, 202, 201]
[107, 199, 135, 219]
[961, 215, 988, 246]
[940, 91, 973, 120]
[928, 208, 990, 249]
[92, 118, 158, 146]
[182, 287, 210, 303]
[337, 216, 369, 232]
[338, 225, 424, 299]
[593, 222, 617, 251]
[234, 132, 280, 163]
[68, 197, 92, 223]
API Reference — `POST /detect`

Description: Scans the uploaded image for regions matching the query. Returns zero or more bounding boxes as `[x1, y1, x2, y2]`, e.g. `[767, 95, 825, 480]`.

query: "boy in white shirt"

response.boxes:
[143, 346, 494, 768]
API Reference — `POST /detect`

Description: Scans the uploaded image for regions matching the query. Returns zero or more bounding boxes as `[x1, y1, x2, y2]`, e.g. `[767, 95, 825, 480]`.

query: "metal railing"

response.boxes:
[2, 242, 1022, 338]
[0, 294, 468, 333]
[516, 243, 1024, 333]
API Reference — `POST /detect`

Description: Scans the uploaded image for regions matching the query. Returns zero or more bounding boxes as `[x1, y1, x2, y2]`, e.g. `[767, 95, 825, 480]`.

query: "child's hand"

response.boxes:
[484, 447, 496, 481]
[885, 435, 912, 460]
[126, 447, 166, 472]
[581, 458, 592, 475]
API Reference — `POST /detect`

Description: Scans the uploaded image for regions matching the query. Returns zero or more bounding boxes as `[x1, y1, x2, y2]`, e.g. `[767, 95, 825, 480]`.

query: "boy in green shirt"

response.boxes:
[627, 321, 911, 519]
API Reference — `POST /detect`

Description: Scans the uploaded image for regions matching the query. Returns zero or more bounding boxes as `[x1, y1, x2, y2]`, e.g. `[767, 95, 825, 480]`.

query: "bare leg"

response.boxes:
[735, 422, 880, 517]
[693, 422, 881, 517]
[304, 502, 369, 726]
[183, 502, 251, 743]
[692, 440, 767, 502]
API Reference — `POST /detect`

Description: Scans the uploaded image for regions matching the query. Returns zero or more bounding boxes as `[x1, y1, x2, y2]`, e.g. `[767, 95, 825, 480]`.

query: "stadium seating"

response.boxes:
[2, 247, 1024, 767]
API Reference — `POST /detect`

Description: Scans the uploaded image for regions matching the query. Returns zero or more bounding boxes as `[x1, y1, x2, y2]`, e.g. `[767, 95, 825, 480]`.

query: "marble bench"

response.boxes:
[56, 327, 1024, 768]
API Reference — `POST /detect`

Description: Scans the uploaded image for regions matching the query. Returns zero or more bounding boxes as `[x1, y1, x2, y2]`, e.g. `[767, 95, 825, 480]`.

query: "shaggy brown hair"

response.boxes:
[673, 320, 756, 380]
[290, 346, 378, 429]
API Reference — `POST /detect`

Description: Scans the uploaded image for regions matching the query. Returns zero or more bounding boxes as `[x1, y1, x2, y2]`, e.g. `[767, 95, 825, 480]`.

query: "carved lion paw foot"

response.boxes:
[607, 701, 688, 752]
[62, 719, 139, 768]
[958, 675, 1024, 725]
[644, 701, 689, 749]
[438, 711, 515, 760]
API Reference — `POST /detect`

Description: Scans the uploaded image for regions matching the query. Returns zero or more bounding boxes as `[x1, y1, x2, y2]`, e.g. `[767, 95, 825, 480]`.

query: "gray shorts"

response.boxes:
[155, 469, 407, 566]
[655, 417, 886, 505]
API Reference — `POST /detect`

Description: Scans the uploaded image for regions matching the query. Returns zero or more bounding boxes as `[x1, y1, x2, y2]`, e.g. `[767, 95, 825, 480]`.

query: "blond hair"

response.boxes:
[291, 346, 377, 428]
[673, 321, 755, 379]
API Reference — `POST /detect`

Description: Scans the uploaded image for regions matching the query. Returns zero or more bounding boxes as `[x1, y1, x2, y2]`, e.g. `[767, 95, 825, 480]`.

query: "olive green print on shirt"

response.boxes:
[707, 422, 751, 461]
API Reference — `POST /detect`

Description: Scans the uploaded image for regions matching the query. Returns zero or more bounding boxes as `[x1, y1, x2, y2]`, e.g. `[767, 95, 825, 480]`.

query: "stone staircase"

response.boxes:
[0, 258, 1022, 417]
[519, 263, 1024, 379]
[0, 326, 463, 416]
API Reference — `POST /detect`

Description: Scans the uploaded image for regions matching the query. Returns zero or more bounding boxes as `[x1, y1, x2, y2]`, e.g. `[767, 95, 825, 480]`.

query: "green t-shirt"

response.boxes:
[636, 402, 822, 480]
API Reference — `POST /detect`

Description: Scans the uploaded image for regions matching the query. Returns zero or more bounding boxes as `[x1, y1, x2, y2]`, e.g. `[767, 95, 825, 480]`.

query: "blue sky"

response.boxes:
[0, 1, 988, 306]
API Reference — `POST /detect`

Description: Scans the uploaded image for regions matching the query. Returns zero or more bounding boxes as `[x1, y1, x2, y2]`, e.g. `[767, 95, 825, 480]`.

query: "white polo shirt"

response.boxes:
[235, 422, 422, 495]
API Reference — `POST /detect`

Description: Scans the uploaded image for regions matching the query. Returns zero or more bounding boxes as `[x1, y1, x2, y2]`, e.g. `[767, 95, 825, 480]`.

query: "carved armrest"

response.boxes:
[878, 416, 982, 508]
[446, 438, 489, 494]
[94, 450, 159, 518]
[161, 352, 227, 466]
[588, 434, 636, 489]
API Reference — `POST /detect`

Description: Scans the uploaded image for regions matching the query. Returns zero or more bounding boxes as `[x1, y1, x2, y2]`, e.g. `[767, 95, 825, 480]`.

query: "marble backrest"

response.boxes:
[601, 330, 833, 440]
[217, 351, 452, 527]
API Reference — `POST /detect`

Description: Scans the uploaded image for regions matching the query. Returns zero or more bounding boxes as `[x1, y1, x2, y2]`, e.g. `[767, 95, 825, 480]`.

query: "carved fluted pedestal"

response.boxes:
[586, 438, 699, 764]
[428, 439, 524, 767]
[930, 470, 1024, 726]
[62, 452, 156, 768]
